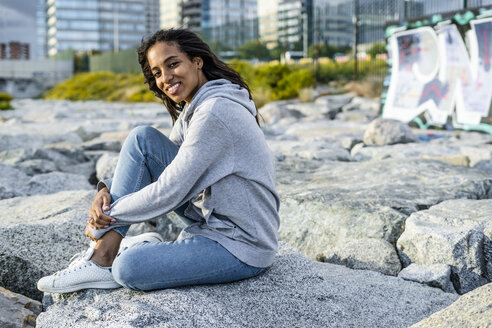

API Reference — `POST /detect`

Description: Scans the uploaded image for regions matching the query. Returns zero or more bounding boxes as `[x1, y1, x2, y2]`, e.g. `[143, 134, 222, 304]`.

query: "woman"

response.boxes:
[37, 28, 280, 293]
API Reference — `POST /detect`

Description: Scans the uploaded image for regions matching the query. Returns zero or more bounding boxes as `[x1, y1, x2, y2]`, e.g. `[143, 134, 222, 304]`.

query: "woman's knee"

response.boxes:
[127, 126, 157, 146]
[112, 250, 141, 290]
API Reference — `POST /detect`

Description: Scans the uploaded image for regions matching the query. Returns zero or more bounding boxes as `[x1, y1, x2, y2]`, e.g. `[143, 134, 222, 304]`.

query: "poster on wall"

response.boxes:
[383, 12, 492, 133]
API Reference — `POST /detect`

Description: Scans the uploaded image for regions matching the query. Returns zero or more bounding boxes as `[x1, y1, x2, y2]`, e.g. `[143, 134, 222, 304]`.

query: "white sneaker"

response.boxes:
[37, 232, 163, 293]
[37, 247, 120, 293]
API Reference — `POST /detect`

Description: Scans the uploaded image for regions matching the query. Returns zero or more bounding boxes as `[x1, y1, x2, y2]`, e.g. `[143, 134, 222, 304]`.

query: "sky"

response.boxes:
[0, 0, 38, 58]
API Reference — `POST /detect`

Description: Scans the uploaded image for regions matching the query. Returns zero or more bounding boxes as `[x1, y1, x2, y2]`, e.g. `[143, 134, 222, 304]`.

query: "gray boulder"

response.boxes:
[397, 199, 492, 294]
[0, 164, 30, 200]
[0, 190, 95, 300]
[324, 238, 402, 276]
[0, 132, 83, 152]
[258, 101, 305, 124]
[267, 139, 351, 162]
[398, 264, 456, 294]
[0, 145, 94, 180]
[314, 93, 355, 119]
[363, 118, 418, 146]
[81, 138, 122, 152]
[351, 142, 462, 162]
[459, 144, 492, 167]
[410, 283, 492, 328]
[0, 286, 42, 328]
[277, 158, 492, 276]
[95, 152, 119, 181]
[26, 172, 94, 195]
[17, 159, 58, 176]
[36, 243, 457, 328]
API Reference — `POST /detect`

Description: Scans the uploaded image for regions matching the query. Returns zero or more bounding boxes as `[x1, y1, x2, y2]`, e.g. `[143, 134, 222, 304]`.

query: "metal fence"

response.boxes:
[355, 0, 492, 81]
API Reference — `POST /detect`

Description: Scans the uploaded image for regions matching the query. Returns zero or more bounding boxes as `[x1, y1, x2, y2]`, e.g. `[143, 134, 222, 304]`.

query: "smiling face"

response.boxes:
[147, 42, 208, 104]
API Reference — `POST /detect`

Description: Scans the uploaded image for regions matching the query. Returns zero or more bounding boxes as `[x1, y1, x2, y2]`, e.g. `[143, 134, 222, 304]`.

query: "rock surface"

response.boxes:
[410, 283, 492, 328]
[324, 238, 402, 276]
[1, 96, 491, 327]
[0, 286, 42, 328]
[397, 199, 492, 294]
[0, 191, 95, 301]
[398, 264, 456, 294]
[363, 118, 419, 146]
[0, 190, 186, 302]
[36, 243, 457, 328]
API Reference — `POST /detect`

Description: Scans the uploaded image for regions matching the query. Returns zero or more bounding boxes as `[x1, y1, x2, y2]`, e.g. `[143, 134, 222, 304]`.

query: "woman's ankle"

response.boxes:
[90, 230, 122, 267]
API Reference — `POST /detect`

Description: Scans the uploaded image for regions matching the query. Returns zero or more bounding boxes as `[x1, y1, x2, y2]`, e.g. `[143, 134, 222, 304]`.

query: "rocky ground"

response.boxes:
[0, 96, 491, 327]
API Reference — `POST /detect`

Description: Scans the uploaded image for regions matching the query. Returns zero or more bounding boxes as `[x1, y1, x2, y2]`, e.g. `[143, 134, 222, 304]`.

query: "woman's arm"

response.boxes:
[88, 108, 234, 239]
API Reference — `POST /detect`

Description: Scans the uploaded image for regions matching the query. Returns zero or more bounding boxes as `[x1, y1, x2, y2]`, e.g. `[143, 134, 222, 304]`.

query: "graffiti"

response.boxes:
[383, 14, 492, 131]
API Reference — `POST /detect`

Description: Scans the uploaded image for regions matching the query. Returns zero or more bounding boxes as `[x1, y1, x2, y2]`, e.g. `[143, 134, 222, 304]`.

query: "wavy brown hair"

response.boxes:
[137, 28, 259, 125]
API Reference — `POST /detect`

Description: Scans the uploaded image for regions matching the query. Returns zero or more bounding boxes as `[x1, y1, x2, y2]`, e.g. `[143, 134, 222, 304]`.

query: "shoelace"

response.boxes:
[54, 246, 95, 276]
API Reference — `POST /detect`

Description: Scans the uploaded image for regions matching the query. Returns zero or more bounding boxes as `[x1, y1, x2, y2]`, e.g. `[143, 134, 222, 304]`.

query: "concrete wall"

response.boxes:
[0, 60, 73, 98]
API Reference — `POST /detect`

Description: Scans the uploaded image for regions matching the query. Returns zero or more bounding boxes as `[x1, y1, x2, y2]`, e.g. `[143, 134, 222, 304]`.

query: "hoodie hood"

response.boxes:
[183, 79, 256, 122]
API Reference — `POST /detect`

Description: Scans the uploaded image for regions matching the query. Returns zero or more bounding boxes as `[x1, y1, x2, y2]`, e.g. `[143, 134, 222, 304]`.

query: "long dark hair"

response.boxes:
[137, 28, 259, 125]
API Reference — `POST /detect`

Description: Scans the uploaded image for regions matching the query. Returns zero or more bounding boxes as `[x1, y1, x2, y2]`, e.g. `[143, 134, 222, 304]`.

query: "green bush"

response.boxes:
[0, 92, 13, 110]
[272, 69, 314, 100]
[44, 71, 156, 102]
[44, 59, 386, 106]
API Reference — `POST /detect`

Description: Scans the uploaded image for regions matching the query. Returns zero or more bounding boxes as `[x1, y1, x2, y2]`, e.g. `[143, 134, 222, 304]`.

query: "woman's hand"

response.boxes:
[88, 187, 115, 230]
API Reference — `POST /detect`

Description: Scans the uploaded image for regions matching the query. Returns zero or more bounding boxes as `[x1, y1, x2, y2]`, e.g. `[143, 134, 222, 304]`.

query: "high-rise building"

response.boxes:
[145, 0, 160, 35]
[259, 0, 312, 52]
[180, 0, 258, 50]
[0, 43, 6, 59]
[2, 42, 31, 60]
[160, 0, 182, 29]
[37, 0, 47, 59]
[312, 0, 353, 48]
[258, 0, 280, 49]
[45, 0, 159, 56]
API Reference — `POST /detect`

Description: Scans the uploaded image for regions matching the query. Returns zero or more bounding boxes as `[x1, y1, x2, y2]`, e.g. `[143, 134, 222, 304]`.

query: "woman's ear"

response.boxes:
[193, 57, 204, 69]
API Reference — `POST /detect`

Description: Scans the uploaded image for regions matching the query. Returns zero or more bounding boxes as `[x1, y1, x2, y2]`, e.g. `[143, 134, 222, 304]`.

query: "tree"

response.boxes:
[269, 45, 284, 61]
[238, 40, 271, 60]
[367, 42, 386, 59]
[308, 43, 351, 59]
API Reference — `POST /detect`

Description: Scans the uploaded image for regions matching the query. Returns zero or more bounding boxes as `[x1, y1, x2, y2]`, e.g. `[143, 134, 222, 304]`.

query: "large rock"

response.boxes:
[0, 286, 42, 328]
[267, 139, 351, 162]
[36, 243, 457, 328]
[324, 238, 402, 276]
[351, 141, 462, 162]
[95, 152, 119, 181]
[0, 145, 94, 179]
[410, 283, 492, 328]
[0, 164, 30, 200]
[258, 101, 305, 124]
[363, 118, 419, 146]
[278, 158, 492, 276]
[0, 190, 187, 301]
[0, 191, 95, 300]
[396, 199, 492, 294]
[398, 264, 456, 294]
[26, 172, 94, 195]
[0, 132, 83, 152]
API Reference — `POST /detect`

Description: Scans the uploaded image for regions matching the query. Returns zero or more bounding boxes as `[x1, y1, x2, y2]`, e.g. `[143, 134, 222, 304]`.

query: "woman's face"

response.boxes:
[147, 42, 207, 104]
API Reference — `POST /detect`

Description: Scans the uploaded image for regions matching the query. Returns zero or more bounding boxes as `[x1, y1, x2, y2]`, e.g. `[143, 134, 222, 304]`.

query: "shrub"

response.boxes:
[0, 92, 13, 110]
[44, 71, 155, 102]
[272, 69, 314, 100]
[44, 59, 385, 106]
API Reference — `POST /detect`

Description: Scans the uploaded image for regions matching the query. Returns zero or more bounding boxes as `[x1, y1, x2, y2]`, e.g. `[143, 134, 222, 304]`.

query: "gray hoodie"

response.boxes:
[91, 79, 280, 268]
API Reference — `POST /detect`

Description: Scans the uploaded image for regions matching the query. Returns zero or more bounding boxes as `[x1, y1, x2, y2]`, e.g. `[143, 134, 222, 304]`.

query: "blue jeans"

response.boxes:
[106, 126, 265, 291]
